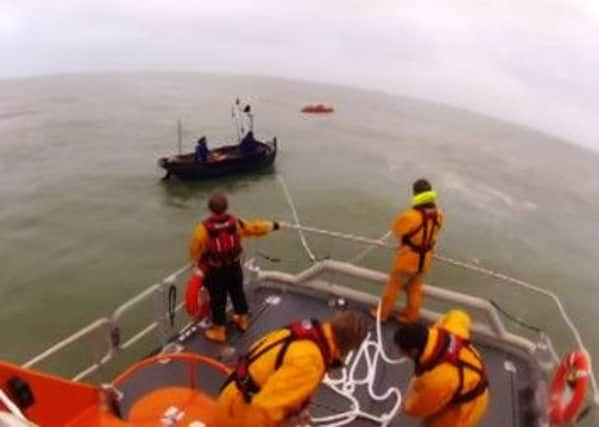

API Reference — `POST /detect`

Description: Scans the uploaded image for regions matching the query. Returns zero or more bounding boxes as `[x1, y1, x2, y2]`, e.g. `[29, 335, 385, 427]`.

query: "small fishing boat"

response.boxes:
[159, 99, 277, 180]
[158, 138, 277, 181]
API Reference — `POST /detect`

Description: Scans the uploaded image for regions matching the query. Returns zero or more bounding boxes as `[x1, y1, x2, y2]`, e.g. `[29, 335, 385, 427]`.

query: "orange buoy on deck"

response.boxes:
[128, 387, 216, 426]
[110, 353, 231, 426]
[301, 104, 334, 114]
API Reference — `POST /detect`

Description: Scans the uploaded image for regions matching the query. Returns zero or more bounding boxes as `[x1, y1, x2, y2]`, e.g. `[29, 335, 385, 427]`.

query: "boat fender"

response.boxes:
[185, 264, 210, 321]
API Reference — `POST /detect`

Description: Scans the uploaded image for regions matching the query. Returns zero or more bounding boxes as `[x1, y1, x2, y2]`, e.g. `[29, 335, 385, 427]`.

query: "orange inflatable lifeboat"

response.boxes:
[301, 104, 334, 114]
[0, 353, 230, 427]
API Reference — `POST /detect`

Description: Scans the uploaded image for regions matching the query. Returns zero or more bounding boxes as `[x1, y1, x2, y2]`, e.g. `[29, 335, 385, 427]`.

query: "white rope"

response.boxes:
[0, 390, 37, 426]
[276, 175, 317, 262]
[274, 181, 405, 424]
[348, 231, 392, 264]
[312, 301, 406, 427]
[283, 223, 599, 406]
[286, 224, 395, 250]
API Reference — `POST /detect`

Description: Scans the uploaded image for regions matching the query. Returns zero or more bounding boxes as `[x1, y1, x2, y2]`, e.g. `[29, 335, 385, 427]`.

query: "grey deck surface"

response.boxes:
[117, 285, 540, 426]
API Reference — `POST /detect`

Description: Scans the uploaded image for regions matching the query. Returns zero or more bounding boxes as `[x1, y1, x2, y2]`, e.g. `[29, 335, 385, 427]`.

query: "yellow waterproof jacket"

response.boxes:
[189, 216, 275, 262]
[391, 206, 443, 274]
[215, 323, 338, 427]
[404, 310, 489, 427]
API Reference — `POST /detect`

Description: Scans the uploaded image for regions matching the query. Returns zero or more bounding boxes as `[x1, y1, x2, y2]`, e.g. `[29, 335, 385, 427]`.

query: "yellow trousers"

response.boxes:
[379, 271, 423, 322]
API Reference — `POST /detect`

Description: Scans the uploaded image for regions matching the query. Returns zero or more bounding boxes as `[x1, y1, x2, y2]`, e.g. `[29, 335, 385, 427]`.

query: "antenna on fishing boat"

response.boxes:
[177, 119, 182, 155]
[232, 99, 242, 143]
[244, 104, 254, 133]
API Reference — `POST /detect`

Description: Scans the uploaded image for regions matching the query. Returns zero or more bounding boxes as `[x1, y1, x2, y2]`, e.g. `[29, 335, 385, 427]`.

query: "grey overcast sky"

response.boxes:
[1, 1, 598, 150]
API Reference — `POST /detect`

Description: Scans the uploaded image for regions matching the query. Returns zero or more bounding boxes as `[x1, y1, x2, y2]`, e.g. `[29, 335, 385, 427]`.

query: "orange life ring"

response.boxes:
[549, 351, 590, 424]
[184, 264, 210, 321]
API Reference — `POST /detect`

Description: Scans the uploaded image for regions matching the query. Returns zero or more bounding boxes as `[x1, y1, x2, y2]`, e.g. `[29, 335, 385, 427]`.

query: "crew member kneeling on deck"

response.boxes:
[394, 310, 489, 427]
[215, 311, 368, 427]
[371, 178, 443, 323]
[189, 193, 284, 343]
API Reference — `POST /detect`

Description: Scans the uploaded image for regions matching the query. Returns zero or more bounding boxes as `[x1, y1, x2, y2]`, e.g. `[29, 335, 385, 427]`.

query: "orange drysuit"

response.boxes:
[379, 193, 443, 322]
[404, 310, 490, 427]
[214, 322, 339, 427]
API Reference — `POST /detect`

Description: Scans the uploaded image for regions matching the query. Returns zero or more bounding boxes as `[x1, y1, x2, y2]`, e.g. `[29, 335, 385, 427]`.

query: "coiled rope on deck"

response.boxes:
[311, 301, 405, 427]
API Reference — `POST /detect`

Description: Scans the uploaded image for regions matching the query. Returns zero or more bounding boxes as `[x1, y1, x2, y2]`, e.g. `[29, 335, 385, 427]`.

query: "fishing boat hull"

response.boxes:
[158, 138, 277, 180]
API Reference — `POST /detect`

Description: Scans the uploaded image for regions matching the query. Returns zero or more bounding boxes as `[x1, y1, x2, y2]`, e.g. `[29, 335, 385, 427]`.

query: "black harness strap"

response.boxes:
[415, 331, 450, 375]
[275, 338, 294, 370]
[401, 207, 440, 273]
[452, 355, 489, 405]
[416, 330, 488, 407]
[167, 285, 177, 327]
[221, 334, 291, 403]
[221, 320, 330, 404]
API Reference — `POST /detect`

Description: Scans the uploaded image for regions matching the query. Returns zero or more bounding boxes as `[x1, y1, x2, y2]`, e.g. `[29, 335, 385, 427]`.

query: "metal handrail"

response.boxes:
[23, 318, 113, 370]
[254, 260, 536, 355]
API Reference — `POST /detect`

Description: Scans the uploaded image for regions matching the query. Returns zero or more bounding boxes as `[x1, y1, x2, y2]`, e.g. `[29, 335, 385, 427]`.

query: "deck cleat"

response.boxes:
[265, 295, 282, 305]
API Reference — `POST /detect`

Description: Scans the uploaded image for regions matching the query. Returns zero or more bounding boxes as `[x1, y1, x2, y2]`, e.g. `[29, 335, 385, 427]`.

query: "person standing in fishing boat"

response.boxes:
[189, 193, 285, 343]
[240, 131, 258, 155]
[194, 136, 209, 162]
[371, 178, 444, 323]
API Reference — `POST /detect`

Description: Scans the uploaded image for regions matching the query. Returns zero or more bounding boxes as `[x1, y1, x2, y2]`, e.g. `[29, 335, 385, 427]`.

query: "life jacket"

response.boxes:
[401, 205, 441, 272]
[415, 328, 488, 407]
[202, 214, 242, 266]
[221, 319, 332, 405]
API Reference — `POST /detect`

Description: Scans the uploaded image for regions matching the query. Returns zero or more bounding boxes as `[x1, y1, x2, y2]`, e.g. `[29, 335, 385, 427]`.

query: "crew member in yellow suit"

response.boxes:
[371, 178, 443, 323]
[214, 311, 368, 427]
[189, 193, 287, 343]
[394, 310, 490, 427]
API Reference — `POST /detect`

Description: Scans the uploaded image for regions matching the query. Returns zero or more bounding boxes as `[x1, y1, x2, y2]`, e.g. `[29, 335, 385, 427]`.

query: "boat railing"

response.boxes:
[20, 226, 599, 408]
[23, 264, 194, 383]
[111, 352, 230, 392]
[22, 318, 115, 383]
[22, 255, 525, 381]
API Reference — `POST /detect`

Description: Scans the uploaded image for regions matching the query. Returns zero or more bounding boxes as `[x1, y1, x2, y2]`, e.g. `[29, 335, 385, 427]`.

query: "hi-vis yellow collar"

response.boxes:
[412, 190, 437, 207]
